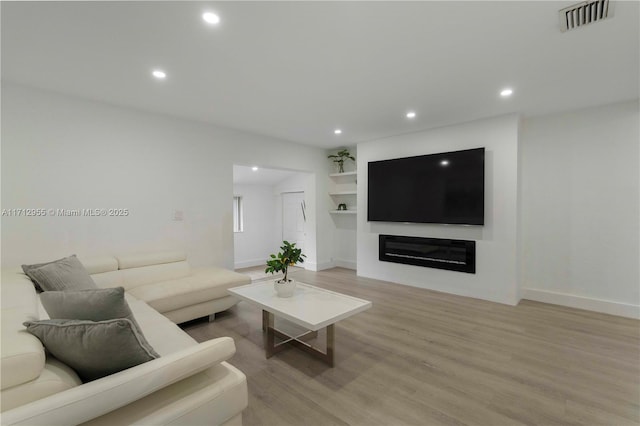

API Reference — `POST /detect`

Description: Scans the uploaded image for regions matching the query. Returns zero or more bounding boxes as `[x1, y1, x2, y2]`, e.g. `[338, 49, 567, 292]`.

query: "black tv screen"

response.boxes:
[367, 147, 485, 225]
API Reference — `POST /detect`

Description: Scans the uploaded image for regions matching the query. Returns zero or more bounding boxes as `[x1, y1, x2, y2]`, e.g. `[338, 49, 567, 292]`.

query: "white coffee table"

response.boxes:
[228, 281, 372, 366]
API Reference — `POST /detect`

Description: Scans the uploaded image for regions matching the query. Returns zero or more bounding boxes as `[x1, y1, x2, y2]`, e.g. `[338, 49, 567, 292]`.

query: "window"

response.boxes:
[233, 196, 243, 232]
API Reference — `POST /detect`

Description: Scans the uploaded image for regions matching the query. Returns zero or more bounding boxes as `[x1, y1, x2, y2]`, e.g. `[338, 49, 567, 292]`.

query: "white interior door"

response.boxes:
[282, 192, 306, 251]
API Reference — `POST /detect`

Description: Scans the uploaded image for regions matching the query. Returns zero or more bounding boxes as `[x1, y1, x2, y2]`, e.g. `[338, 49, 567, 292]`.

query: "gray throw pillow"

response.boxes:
[22, 255, 97, 292]
[24, 319, 160, 382]
[40, 287, 140, 327]
[22, 256, 69, 292]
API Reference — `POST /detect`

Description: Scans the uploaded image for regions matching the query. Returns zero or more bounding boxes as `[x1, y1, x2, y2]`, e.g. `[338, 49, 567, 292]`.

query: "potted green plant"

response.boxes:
[265, 241, 306, 297]
[328, 149, 355, 173]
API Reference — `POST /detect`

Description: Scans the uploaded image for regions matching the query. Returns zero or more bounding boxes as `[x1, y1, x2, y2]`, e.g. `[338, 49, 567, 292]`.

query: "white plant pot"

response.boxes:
[274, 279, 296, 298]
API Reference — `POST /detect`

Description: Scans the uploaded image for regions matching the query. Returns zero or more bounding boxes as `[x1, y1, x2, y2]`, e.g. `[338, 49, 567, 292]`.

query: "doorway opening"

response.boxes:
[232, 165, 312, 272]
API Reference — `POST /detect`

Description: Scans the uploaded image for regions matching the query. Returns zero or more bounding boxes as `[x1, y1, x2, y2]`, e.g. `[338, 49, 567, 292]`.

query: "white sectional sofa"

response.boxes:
[0, 251, 251, 425]
[84, 251, 250, 324]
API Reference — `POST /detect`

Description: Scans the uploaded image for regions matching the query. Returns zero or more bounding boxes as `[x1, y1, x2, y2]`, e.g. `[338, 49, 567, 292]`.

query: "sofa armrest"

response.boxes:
[1, 337, 236, 426]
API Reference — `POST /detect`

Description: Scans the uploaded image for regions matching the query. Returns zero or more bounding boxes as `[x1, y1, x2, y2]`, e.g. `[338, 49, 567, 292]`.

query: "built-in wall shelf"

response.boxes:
[329, 168, 357, 215]
[329, 190, 357, 196]
[329, 171, 357, 178]
[327, 150, 357, 272]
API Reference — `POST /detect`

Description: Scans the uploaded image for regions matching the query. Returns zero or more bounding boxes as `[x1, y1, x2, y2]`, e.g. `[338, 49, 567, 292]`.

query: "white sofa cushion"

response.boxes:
[1, 337, 237, 426]
[120, 262, 191, 290]
[1, 279, 44, 391]
[1, 358, 81, 411]
[91, 270, 125, 289]
[1, 308, 45, 390]
[163, 296, 239, 324]
[116, 251, 186, 270]
[1, 272, 40, 312]
[126, 267, 250, 314]
[78, 256, 118, 275]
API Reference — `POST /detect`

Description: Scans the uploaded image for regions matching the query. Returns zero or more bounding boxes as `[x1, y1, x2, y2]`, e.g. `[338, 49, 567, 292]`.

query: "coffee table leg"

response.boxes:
[263, 310, 275, 358]
[262, 309, 335, 367]
[326, 324, 335, 367]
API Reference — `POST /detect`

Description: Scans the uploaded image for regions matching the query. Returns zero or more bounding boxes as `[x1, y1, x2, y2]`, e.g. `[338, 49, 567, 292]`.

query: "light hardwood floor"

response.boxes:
[183, 268, 640, 426]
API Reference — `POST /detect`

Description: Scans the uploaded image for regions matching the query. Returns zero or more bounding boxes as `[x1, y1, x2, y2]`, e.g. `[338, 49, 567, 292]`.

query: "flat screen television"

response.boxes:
[367, 147, 485, 225]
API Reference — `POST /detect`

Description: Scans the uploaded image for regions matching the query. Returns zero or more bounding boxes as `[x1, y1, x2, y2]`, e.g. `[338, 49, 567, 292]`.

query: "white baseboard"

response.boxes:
[234, 258, 266, 269]
[305, 260, 335, 271]
[522, 288, 640, 319]
[334, 260, 356, 270]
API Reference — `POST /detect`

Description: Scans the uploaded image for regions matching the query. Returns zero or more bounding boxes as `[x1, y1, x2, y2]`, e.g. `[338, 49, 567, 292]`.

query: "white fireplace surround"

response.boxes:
[357, 114, 520, 306]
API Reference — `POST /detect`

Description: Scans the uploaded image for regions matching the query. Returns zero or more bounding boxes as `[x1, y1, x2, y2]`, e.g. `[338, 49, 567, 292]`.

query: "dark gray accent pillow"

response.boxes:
[40, 287, 140, 327]
[22, 255, 97, 292]
[23, 319, 160, 382]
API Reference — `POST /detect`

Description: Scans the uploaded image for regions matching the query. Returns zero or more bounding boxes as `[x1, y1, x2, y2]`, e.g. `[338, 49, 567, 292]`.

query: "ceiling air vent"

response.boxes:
[560, 0, 613, 32]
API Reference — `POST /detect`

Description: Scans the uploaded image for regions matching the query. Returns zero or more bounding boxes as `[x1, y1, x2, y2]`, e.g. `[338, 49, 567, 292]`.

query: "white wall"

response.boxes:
[273, 172, 307, 196]
[331, 216, 357, 270]
[357, 115, 520, 305]
[233, 184, 277, 269]
[520, 101, 640, 318]
[1, 84, 333, 269]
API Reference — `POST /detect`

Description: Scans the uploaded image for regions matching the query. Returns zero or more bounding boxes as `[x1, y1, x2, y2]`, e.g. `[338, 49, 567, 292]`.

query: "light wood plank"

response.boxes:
[184, 267, 640, 426]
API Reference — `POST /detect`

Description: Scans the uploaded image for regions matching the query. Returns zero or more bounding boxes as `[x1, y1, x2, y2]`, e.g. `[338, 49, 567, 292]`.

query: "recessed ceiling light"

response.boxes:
[152, 70, 167, 79]
[406, 111, 417, 119]
[202, 12, 220, 25]
[334, 129, 342, 135]
[440, 160, 449, 166]
[252, 166, 258, 171]
[500, 88, 513, 97]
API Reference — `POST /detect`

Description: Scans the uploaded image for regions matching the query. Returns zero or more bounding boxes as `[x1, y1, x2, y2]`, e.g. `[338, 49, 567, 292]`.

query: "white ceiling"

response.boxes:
[2, 1, 638, 148]
[233, 165, 298, 186]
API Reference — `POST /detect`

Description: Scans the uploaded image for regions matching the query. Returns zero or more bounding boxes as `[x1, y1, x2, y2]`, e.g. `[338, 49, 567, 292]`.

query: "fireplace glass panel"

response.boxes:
[379, 235, 476, 273]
